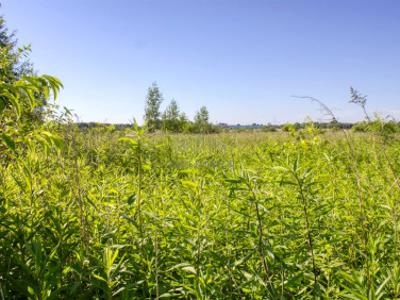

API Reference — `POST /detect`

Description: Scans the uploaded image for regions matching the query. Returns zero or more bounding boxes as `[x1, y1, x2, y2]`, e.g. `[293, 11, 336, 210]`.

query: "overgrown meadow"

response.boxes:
[1, 78, 400, 299]
[1, 16, 400, 300]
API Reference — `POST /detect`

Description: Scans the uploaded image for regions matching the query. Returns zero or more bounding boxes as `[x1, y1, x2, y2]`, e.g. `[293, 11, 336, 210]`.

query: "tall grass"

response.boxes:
[1, 123, 400, 298]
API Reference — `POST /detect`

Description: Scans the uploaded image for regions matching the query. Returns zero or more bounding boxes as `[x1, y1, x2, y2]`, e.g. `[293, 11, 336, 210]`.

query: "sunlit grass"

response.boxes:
[1, 125, 400, 299]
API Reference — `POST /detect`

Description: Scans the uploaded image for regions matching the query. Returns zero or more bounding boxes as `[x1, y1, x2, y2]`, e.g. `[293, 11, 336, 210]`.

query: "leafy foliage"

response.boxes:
[161, 99, 188, 133]
[2, 118, 400, 298]
[2, 11, 400, 300]
[0, 15, 33, 83]
[144, 82, 163, 132]
[193, 106, 210, 133]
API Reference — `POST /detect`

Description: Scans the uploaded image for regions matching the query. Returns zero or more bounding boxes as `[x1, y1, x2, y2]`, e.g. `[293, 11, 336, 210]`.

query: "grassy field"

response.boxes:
[1, 125, 400, 299]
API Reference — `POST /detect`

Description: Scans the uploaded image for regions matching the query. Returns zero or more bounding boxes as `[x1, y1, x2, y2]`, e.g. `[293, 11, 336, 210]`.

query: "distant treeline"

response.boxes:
[74, 120, 400, 133]
[77, 82, 400, 134]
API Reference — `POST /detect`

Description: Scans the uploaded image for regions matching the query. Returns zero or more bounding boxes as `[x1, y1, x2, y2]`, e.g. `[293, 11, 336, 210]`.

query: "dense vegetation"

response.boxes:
[2, 11, 400, 300]
[2, 119, 400, 299]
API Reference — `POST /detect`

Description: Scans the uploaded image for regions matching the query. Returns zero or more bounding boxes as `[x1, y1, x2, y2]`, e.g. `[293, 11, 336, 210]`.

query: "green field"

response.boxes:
[1, 6, 400, 299]
[2, 124, 400, 299]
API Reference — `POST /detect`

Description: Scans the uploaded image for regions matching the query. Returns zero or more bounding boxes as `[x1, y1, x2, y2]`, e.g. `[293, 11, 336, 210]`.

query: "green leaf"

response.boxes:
[181, 180, 198, 189]
[182, 266, 197, 274]
[119, 137, 138, 147]
[127, 193, 136, 205]
[1, 133, 16, 151]
[92, 273, 107, 283]
[27, 286, 35, 296]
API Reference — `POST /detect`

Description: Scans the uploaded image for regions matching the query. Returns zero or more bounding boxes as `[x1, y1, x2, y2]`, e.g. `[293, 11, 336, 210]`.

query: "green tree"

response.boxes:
[194, 106, 210, 133]
[0, 14, 63, 154]
[178, 112, 190, 132]
[162, 99, 181, 132]
[1, 13, 58, 128]
[144, 82, 163, 132]
[0, 15, 32, 83]
[0, 14, 56, 125]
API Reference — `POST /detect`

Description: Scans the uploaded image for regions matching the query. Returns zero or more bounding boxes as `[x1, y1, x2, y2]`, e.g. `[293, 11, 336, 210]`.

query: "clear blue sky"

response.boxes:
[2, 0, 400, 124]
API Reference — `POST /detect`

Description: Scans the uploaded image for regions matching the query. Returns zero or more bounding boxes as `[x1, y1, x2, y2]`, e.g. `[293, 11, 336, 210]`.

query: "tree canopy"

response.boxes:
[143, 82, 163, 132]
